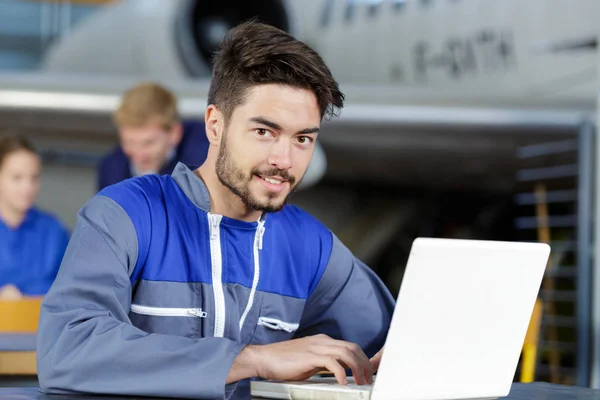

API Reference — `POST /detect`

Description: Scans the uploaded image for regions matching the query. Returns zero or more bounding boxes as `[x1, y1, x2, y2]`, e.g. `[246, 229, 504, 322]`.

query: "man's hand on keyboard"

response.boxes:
[244, 334, 374, 385]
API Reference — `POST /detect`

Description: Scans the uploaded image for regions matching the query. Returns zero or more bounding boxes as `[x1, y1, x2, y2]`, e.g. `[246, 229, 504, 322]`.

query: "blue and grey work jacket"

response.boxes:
[37, 163, 395, 399]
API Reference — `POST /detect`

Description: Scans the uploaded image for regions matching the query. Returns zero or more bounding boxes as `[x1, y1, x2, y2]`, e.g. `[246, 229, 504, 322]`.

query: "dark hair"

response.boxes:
[208, 21, 344, 122]
[0, 136, 38, 169]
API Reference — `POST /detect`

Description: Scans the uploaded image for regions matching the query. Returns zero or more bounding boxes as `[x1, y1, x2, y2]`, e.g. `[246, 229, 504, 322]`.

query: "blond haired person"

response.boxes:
[97, 82, 209, 191]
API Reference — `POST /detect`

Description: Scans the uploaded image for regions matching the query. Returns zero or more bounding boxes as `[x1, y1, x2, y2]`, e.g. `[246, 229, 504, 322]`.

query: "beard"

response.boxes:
[215, 131, 301, 213]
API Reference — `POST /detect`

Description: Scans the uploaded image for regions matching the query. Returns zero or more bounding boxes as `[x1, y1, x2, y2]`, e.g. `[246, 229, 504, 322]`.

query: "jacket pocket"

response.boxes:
[251, 316, 299, 344]
[129, 304, 207, 338]
[130, 304, 208, 318]
[257, 317, 299, 333]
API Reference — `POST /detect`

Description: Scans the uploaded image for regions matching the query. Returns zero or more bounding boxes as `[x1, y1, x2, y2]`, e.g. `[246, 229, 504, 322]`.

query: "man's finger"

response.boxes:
[370, 348, 384, 377]
[322, 339, 371, 363]
[328, 339, 373, 376]
[316, 355, 347, 385]
[316, 345, 369, 385]
[364, 366, 374, 384]
[340, 343, 373, 384]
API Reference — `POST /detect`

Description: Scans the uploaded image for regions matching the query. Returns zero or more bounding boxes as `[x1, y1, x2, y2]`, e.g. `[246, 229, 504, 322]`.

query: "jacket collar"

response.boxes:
[171, 162, 211, 212]
[170, 162, 268, 225]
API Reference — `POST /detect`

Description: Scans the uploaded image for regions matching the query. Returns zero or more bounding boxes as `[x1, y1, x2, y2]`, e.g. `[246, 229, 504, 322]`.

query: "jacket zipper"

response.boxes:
[239, 219, 266, 331]
[130, 304, 207, 318]
[257, 317, 299, 333]
[208, 213, 226, 337]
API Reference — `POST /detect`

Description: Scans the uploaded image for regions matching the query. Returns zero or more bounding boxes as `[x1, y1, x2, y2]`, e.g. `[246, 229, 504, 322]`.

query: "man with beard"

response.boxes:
[36, 21, 394, 400]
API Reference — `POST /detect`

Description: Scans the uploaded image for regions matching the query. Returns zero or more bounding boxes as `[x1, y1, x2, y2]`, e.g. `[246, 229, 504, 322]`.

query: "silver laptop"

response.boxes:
[251, 238, 550, 400]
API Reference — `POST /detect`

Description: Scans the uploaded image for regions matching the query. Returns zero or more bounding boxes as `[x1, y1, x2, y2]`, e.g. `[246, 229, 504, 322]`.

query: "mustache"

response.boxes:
[252, 168, 295, 185]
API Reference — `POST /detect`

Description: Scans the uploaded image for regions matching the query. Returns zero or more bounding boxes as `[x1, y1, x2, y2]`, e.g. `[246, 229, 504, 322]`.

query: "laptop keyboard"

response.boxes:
[309, 377, 375, 389]
[344, 383, 374, 389]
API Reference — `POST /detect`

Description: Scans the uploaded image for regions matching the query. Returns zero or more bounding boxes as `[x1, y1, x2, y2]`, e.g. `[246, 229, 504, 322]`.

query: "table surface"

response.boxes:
[0, 383, 598, 400]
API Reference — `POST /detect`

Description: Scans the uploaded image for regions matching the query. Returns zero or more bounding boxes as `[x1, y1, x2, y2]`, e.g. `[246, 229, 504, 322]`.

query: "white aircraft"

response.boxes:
[0, 0, 596, 193]
[39, 0, 598, 105]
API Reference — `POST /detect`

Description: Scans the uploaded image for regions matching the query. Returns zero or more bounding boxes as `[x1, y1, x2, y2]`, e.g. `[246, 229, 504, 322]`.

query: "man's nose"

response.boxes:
[267, 140, 292, 170]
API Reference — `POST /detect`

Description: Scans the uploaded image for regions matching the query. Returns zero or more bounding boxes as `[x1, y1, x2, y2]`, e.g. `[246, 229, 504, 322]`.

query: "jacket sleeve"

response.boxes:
[294, 233, 395, 358]
[37, 195, 244, 399]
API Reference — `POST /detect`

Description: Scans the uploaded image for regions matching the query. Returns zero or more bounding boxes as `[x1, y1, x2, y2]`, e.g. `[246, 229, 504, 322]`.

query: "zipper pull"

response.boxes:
[257, 221, 266, 250]
[187, 309, 207, 318]
[209, 215, 218, 240]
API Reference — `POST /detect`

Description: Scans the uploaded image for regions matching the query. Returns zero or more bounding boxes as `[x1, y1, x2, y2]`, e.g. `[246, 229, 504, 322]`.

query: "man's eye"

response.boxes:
[297, 136, 313, 145]
[256, 128, 269, 136]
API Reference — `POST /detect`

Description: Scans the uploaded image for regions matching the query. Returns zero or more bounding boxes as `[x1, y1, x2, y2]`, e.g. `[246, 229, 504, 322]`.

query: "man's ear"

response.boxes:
[205, 105, 223, 145]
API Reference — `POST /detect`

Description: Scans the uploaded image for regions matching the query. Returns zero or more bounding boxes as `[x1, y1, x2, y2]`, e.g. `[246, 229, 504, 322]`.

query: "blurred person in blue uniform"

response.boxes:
[0, 136, 69, 299]
[97, 82, 210, 191]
